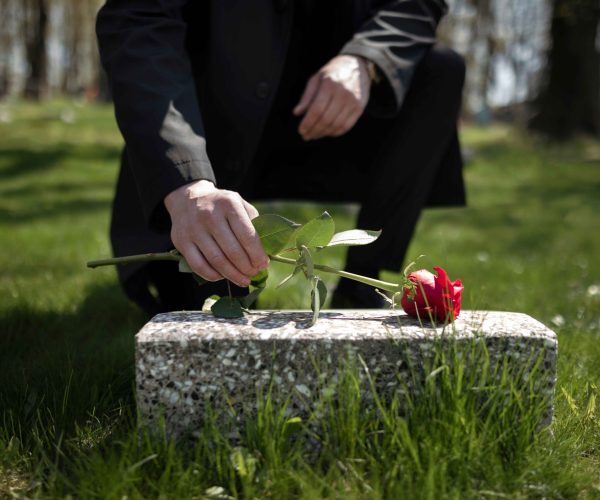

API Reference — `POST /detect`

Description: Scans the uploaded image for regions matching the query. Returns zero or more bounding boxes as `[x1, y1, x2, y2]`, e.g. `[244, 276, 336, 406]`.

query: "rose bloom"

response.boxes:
[400, 267, 463, 322]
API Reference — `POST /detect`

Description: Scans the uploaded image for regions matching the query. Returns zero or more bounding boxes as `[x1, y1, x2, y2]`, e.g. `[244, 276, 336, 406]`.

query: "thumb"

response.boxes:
[293, 73, 321, 116]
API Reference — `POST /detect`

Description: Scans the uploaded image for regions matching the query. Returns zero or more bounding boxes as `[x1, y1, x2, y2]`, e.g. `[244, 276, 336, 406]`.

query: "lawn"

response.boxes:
[0, 100, 599, 498]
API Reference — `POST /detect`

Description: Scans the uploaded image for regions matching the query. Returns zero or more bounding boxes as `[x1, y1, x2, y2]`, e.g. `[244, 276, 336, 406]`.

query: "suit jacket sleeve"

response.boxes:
[340, 0, 448, 117]
[96, 0, 214, 230]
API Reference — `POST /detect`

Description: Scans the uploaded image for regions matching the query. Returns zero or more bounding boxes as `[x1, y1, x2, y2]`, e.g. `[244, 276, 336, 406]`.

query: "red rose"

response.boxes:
[400, 267, 463, 322]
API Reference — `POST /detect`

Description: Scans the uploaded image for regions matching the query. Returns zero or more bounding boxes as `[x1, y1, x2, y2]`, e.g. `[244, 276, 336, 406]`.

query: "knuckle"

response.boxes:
[314, 101, 327, 114]
[323, 115, 336, 127]
[206, 252, 226, 267]
[238, 230, 255, 246]
[224, 190, 240, 201]
[196, 205, 214, 220]
[226, 247, 246, 265]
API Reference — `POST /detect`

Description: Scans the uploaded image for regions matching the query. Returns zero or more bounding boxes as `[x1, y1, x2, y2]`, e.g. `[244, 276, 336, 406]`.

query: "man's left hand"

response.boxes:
[293, 55, 372, 141]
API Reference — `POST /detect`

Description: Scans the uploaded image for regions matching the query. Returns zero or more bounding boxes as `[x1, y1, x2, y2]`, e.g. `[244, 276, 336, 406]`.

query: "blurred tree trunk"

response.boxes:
[0, 0, 12, 97]
[62, 0, 84, 94]
[23, 0, 48, 100]
[473, 0, 494, 118]
[530, 0, 600, 138]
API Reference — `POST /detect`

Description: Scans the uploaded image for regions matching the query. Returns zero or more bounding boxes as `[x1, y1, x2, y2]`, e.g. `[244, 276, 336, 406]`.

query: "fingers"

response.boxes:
[167, 187, 269, 287]
[196, 197, 268, 286]
[179, 243, 222, 282]
[297, 78, 365, 140]
[311, 91, 353, 139]
[329, 102, 362, 137]
[298, 77, 332, 139]
[229, 203, 270, 267]
[242, 199, 260, 220]
[194, 234, 252, 287]
[293, 73, 320, 116]
[295, 55, 371, 140]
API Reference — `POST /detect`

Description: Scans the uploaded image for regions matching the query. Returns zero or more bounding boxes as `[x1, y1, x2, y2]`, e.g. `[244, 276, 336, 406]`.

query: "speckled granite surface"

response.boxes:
[135, 310, 557, 440]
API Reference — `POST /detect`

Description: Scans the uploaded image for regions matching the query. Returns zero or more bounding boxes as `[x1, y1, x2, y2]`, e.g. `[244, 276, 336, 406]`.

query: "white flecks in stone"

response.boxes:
[295, 384, 311, 398]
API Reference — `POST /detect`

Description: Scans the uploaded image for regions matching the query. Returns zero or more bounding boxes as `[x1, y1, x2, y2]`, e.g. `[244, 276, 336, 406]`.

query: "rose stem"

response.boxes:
[87, 251, 179, 268]
[269, 254, 401, 294]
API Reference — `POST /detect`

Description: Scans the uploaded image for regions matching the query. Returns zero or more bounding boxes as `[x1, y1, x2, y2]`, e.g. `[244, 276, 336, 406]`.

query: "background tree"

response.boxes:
[23, 0, 48, 100]
[529, 0, 600, 138]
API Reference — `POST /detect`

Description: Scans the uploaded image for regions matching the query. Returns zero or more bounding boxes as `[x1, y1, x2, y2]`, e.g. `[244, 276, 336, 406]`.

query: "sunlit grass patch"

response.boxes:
[0, 101, 599, 497]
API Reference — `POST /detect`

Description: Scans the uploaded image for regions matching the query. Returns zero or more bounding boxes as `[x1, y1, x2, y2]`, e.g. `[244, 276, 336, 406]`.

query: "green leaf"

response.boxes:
[318, 229, 382, 248]
[282, 416, 303, 441]
[178, 258, 193, 273]
[295, 211, 335, 249]
[252, 214, 300, 255]
[211, 297, 244, 318]
[316, 278, 327, 309]
[300, 245, 314, 278]
[250, 268, 268, 288]
[202, 294, 220, 312]
[309, 276, 327, 327]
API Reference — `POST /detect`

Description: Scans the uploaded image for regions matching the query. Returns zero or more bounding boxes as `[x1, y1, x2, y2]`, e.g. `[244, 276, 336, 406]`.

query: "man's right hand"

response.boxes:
[164, 180, 269, 287]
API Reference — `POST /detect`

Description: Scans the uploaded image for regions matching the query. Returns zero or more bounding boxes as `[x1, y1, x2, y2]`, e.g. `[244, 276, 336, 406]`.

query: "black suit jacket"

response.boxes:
[96, 0, 449, 231]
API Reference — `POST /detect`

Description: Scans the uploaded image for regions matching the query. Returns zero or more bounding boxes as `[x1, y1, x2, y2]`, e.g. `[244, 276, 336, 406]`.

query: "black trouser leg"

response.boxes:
[345, 46, 466, 275]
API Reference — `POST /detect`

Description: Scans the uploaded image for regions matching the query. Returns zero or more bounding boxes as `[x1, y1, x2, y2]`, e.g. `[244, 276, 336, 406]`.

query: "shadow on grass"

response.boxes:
[0, 144, 120, 179]
[0, 281, 147, 446]
[0, 197, 112, 224]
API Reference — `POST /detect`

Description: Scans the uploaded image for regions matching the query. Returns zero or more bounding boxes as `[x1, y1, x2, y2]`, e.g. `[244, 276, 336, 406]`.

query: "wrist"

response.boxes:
[164, 179, 216, 214]
[359, 56, 380, 84]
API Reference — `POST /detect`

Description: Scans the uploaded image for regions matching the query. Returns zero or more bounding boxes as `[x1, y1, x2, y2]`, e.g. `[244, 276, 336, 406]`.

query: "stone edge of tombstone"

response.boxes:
[134, 310, 558, 442]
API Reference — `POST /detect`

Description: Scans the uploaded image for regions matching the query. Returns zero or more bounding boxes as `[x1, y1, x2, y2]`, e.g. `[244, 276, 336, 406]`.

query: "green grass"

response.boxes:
[1, 100, 599, 498]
